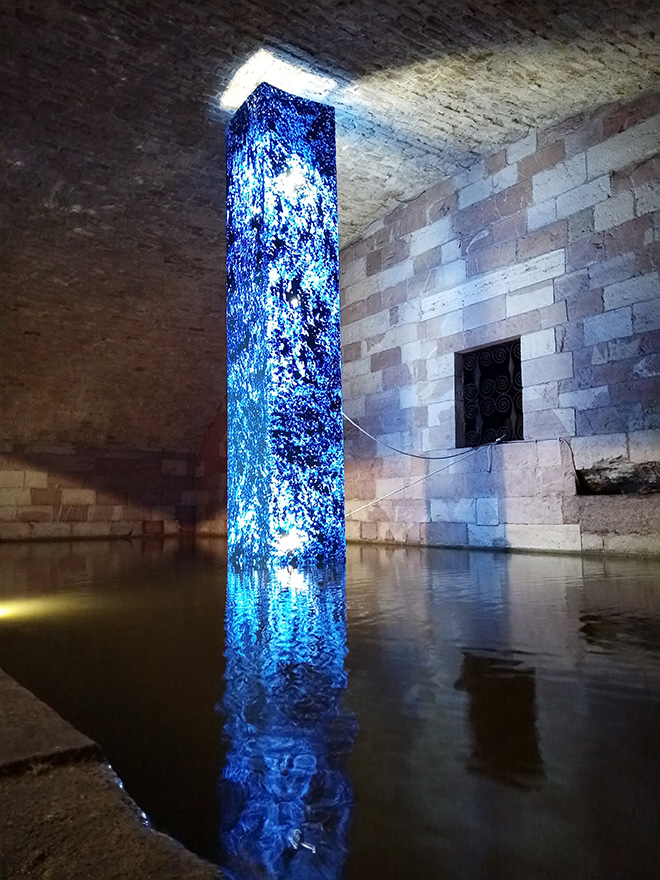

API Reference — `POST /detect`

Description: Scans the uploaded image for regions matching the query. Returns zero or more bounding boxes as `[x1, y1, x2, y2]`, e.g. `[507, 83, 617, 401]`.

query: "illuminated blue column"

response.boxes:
[226, 83, 345, 569]
[219, 566, 355, 878]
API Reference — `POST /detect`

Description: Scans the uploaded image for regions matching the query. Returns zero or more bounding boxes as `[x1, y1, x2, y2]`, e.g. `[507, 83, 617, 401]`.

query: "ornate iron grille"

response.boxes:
[456, 339, 523, 447]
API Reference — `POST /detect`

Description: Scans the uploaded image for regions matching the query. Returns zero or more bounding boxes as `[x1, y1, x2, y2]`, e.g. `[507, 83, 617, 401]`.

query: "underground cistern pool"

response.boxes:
[0, 538, 659, 879]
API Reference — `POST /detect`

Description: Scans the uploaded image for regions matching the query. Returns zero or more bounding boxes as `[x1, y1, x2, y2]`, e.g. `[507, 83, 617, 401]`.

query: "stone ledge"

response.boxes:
[0, 668, 221, 879]
[0, 762, 220, 880]
[0, 669, 100, 776]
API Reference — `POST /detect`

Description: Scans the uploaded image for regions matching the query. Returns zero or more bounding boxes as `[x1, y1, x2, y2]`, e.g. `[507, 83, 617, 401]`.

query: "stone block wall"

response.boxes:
[195, 404, 228, 538]
[1, 6, 227, 541]
[0, 444, 198, 541]
[341, 90, 660, 555]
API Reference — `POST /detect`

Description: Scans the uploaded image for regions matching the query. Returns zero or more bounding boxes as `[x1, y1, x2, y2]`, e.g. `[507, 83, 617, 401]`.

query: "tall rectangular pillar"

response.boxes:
[226, 83, 345, 568]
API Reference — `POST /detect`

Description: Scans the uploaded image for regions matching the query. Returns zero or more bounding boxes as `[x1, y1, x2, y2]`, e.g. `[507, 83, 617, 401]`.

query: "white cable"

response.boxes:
[345, 442, 494, 518]
[342, 411, 475, 461]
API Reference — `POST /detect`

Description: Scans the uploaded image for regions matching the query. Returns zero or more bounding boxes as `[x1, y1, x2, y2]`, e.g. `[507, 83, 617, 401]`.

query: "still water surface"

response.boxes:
[0, 539, 659, 879]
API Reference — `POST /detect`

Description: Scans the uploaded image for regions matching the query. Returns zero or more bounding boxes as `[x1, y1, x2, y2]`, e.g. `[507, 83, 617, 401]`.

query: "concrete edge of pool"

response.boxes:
[2, 535, 660, 560]
[0, 667, 222, 879]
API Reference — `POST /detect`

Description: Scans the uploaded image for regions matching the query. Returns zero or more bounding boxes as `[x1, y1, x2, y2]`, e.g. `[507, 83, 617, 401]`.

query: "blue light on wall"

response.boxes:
[226, 83, 345, 569]
[219, 565, 355, 879]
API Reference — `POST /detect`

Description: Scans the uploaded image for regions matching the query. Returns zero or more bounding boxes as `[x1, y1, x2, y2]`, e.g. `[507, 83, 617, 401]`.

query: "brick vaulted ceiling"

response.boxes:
[1, 1, 659, 451]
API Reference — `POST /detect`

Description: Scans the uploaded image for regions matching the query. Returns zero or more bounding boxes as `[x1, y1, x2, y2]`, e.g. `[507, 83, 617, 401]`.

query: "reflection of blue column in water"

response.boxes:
[219, 566, 355, 879]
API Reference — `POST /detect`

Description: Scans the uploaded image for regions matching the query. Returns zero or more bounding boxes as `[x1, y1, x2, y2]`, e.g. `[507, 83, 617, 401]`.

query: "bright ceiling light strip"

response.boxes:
[220, 48, 337, 110]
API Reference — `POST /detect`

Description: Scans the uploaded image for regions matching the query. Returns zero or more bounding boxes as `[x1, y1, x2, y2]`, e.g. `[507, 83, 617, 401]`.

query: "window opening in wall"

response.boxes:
[455, 339, 523, 447]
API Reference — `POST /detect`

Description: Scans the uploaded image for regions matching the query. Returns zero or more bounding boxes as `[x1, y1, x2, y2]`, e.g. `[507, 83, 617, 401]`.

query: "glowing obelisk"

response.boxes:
[226, 83, 345, 569]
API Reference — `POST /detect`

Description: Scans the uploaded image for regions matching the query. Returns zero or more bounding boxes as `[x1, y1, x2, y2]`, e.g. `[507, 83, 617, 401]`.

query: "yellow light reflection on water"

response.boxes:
[0, 594, 115, 621]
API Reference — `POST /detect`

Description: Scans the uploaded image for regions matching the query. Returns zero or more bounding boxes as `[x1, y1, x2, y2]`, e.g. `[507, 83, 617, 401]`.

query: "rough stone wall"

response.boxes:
[0, 443, 197, 541]
[0, 4, 224, 540]
[1, 1, 658, 545]
[341, 90, 660, 555]
[1, 0, 657, 457]
[195, 404, 228, 537]
[0, 3, 226, 455]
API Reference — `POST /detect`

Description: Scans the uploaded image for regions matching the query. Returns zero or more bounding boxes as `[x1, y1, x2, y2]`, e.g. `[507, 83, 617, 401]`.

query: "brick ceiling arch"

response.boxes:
[1, 0, 658, 451]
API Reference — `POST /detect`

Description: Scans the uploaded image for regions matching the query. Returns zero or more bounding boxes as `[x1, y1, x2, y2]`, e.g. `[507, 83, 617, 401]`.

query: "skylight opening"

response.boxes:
[219, 48, 337, 110]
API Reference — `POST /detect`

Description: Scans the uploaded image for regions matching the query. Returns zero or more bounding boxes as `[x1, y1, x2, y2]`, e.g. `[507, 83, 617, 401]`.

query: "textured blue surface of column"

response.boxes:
[226, 83, 345, 569]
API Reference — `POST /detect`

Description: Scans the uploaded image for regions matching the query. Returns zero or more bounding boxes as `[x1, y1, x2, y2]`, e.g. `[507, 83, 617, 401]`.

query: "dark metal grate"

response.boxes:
[456, 339, 523, 447]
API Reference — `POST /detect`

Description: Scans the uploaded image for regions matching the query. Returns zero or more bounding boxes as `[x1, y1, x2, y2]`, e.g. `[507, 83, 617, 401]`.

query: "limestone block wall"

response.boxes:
[340, 90, 660, 555]
[0, 444, 198, 541]
[1, 6, 227, 541]
[195, 404, 228, 538]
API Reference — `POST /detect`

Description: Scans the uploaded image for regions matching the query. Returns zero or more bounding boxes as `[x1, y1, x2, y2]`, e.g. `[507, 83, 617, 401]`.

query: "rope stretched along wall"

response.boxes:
[342, 411, 476, 461]
[342, 411, 500, 518]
